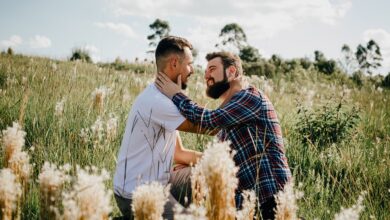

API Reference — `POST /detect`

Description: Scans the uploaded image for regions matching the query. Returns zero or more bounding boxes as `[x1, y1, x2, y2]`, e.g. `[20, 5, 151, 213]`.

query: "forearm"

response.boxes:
[174, 149, 202, 166]
[177, 119, 219, 135]
[172, 93, 220, 129]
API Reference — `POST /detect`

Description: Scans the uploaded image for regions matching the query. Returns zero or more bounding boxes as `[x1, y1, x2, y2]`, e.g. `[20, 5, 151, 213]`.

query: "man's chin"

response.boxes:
[206, 94, 220, 99]
[206, 89, 221, 99]
[181, 83, 187, 90]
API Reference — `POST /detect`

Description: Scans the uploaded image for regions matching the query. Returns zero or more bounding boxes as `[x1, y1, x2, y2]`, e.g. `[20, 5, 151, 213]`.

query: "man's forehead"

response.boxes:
[207, 57, 222, 68]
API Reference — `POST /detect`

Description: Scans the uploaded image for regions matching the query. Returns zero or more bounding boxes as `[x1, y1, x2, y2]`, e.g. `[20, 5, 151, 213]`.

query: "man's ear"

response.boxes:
[227, 66, 237, 80]
[168, 55, 179, 71]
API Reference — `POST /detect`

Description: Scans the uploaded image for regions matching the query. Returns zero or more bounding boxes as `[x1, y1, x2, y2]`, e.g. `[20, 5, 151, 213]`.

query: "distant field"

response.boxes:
[0, 54, 389, 219]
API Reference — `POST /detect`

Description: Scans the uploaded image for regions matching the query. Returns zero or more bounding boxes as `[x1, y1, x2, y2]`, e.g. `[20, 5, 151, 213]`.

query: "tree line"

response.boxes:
[1, 19, 389, 88]
[145, 18, 389, 88]
[147, 19, 383, 75]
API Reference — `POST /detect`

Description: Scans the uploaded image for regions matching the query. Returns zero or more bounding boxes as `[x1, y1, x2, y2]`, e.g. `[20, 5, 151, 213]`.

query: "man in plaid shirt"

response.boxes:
[156, 51, 292, 220]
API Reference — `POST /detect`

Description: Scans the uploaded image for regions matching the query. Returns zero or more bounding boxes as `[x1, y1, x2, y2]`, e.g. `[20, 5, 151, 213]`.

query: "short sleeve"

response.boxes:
[151, 94, 185, 132]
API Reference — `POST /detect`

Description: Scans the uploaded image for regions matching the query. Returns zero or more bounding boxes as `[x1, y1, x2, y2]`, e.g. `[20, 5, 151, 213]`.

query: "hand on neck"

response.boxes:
[158, 67, 176, 82]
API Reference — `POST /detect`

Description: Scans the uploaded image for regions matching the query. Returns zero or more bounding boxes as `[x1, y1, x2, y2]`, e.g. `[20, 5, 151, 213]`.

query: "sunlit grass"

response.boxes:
[0, 54, 389, 219]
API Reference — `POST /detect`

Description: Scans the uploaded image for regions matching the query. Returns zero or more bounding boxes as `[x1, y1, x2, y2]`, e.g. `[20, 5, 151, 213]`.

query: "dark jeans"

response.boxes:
[260, 197, 277, 220]
[114, 167, 192, 220]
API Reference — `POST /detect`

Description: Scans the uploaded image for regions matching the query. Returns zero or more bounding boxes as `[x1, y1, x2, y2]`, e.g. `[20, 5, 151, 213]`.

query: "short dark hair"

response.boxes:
[205, 51, 243, 75]
[155, 36, 192, 70]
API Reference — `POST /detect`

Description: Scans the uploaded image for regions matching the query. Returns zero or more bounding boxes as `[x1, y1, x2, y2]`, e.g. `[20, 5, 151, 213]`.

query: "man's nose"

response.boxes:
[204, 70, 210, 80]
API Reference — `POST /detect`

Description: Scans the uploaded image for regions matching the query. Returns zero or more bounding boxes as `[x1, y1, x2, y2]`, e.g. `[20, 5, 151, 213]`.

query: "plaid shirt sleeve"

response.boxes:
[172, 91, 260, 129]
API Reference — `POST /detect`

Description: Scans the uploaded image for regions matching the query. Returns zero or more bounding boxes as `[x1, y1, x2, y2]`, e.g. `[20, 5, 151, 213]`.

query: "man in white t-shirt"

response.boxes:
[113, 36, 202, 220]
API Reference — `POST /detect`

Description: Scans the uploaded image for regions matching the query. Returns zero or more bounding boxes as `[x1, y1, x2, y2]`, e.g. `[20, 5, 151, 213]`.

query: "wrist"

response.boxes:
[171, 92, 183, 100]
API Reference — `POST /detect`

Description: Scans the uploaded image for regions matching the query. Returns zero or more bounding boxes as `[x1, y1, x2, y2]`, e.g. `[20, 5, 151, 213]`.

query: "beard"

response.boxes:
[206, 73, 230, 99]
[173, 76, 188, 90]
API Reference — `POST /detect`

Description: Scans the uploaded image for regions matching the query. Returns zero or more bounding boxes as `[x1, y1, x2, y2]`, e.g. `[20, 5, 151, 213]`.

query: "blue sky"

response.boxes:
[1, 0, 389, 74]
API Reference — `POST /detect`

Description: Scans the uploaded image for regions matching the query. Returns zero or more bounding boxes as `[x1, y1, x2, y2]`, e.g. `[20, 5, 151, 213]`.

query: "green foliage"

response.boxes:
[242, 56, 314, 79]
[7, 47, 14, 56]
[340, 44, 357, 74]
[382, 72, 390, 88]
[355, 40, 383, 75]
[218, 23, 247, 51]
[315, 59, 337, 75]
[295, 101, 360, 147]
[351, 71, 365, 87]
[98, 58, 155, 73]
[0, 67, 6, 89]
[70, 48, 92, 63]
[239, 45, 260, 62]
[242, 60, 276, 78]
[147, 18, 170, 52]
[314, 50, 337, 75]
[282, 59, 302, 73]
[1, 50, 389, 220]
[298, 58, 313, 70]
[368, 74, 384, 88]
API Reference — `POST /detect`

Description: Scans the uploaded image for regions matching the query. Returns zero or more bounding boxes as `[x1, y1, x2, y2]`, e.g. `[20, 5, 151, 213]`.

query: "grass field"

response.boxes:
[0, 54, 389, 219]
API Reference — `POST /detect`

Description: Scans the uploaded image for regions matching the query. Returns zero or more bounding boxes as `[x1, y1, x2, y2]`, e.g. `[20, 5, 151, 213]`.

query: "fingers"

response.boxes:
[158, 72, 169, 81]
[155, 75, 168, 92]
[156, 73, 168, 83]
[155, 80, 162, 90]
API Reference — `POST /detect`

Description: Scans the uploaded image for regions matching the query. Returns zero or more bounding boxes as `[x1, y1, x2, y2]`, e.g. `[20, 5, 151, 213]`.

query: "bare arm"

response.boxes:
[177, 119, 219, 136]
[174, 134, 203, 166]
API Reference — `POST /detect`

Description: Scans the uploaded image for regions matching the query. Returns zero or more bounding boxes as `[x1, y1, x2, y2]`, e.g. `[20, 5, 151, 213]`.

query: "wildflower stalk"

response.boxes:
[132, 182, 170, 220]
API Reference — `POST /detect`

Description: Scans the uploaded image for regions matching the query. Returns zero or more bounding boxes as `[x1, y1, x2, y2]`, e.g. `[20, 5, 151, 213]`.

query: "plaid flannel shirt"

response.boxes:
[172, 86, 291, 207]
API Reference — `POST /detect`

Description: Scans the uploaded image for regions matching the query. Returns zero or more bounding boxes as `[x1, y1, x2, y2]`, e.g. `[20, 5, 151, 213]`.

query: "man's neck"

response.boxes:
[158, 68, 176, 81]
[219, 81, 242, 107]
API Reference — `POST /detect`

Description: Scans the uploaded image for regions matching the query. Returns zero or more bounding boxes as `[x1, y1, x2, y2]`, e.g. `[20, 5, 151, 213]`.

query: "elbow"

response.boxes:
[174, 149, 184, 164]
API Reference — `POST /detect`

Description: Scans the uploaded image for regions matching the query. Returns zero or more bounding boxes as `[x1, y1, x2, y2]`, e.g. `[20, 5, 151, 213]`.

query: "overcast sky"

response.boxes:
[1, 0, 389, 74]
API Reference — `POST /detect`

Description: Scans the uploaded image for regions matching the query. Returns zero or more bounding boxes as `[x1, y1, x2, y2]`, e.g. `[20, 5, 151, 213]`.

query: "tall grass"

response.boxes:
[0, 54, 389, 219]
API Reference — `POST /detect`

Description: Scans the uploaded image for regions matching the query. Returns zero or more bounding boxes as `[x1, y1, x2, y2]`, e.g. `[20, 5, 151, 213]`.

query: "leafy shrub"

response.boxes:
[381, 72, 390, 88]
[295, 101, 360, 147]
[298, 58, 313, 70]
[7, 47, 14, 56]
[70, 48, 92, 63]
[242, 61, 276, 78]
[314, 59, 337, 75]
[282, 59, 301, 73]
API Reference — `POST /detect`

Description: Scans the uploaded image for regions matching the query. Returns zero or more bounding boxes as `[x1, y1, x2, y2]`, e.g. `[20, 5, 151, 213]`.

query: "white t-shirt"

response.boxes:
[113, 83, 185, 198]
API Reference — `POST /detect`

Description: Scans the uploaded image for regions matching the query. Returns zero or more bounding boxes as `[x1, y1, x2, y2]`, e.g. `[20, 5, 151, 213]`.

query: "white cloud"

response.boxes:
[29, 35, 52, 49]
[94, 22, 136, 38]
[110, 0, 352, 64]
[0, 35, 23, 48]
[110, 0, 351, 36]
[363, 29, 390, 74]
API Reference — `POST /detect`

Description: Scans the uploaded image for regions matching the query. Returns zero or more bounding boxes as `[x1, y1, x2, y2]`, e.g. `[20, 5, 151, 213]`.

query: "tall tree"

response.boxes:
[355, 39, 382, 75]
[217, 23, 247, 52]
[340, 44, 358, 74]
[147, 19, 170, 53]
[239, 45, 260, 62]
[366, 40, 383, 74]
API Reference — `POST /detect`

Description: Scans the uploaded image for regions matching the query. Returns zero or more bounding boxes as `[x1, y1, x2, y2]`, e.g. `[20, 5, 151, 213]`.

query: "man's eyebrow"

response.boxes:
[208, 65, 216, 69]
